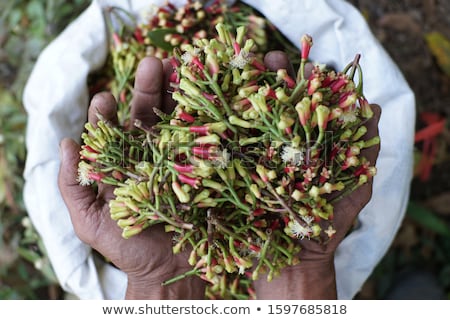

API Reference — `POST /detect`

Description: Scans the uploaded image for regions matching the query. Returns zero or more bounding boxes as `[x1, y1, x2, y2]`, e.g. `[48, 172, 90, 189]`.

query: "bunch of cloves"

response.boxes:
[80, 5, 379, 300]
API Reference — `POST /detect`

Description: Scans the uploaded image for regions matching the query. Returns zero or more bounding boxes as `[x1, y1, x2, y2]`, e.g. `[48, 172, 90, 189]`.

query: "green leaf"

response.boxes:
[425, 32, 450, 78]
[8, 8, 23, 29]
[147, 28, 176, 52]
[26, 1, 45, 21]
[407, 202, 450, 237]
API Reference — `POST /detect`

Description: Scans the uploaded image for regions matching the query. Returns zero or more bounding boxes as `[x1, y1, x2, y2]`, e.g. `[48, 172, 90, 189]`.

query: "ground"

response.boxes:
[348, 0, 450, 299]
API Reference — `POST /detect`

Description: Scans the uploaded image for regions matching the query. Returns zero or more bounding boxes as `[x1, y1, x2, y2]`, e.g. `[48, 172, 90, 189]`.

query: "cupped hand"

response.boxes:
[298, 104, 381, 259]
[266, 51, 381, 256]
[58, 57, 204, 299]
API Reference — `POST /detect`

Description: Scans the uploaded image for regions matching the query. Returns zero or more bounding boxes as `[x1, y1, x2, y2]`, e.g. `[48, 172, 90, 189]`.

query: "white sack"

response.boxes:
[23, 0, 415, 299]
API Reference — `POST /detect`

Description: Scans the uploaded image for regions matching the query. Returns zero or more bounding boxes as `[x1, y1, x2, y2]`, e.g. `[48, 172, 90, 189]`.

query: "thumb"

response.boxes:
[58, 138, 97, 217]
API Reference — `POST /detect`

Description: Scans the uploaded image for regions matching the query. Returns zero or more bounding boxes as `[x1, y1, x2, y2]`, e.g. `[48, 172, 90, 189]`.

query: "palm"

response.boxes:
[59, 57, 192, 282]
[77, 191, 189, 279]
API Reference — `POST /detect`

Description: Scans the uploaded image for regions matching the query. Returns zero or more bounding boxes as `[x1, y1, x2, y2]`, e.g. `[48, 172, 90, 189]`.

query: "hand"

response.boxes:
[254, 52, 382, 299]
[58, 57, 205, 299]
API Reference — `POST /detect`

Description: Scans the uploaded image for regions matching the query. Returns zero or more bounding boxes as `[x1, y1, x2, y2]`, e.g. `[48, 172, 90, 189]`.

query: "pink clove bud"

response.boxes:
[301, 34, 313, 60]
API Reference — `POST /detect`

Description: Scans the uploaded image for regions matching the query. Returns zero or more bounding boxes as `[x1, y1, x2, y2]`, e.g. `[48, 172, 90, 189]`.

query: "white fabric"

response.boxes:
[23, 0, 415, 299]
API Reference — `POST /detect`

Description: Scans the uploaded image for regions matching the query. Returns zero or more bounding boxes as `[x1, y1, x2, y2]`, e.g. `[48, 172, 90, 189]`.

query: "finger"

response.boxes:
[161, 58, 177, 115]
[88, 91, 118, 127]
[327, 105, 381, 240]
[58, 138, 99, 243]
[58, 138, 97, 213]
[264, 50, 315, 79]
[360, 104, 382, 166]
[331, 181, 372, 239]
[264, 50, 295, 77]
[345, 104, 381, 211]
[304, 62, 314, 79]
[131, 56, 164, 129]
